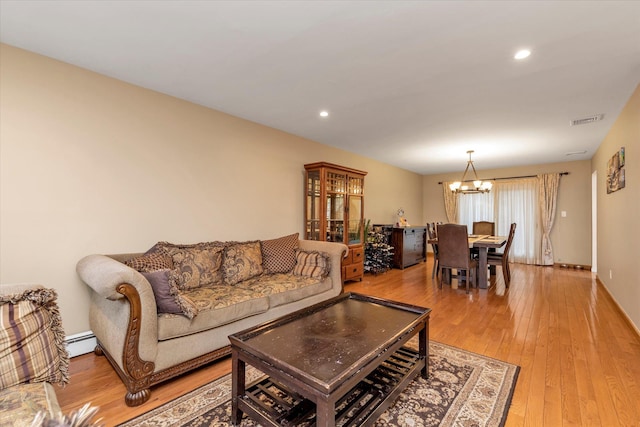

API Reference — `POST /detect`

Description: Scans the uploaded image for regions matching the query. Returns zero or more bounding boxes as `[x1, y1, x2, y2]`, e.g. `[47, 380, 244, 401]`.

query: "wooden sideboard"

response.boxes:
[390, 226, 426, 269]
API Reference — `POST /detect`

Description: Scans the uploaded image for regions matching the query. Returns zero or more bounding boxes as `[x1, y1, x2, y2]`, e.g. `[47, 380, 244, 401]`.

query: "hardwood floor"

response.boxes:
[57, 259, 640, 426]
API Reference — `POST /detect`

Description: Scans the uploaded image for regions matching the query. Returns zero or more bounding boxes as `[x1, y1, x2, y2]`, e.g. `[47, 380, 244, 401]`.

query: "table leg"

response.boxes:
[316, 399, 336, 427]
[478, 247, 488, 289]
[419, 321, 429, 378]
[231, 350, 245, 426]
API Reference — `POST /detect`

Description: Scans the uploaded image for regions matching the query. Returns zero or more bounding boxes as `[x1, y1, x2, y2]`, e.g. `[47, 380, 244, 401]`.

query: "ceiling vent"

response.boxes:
[570, 114, 604, 126]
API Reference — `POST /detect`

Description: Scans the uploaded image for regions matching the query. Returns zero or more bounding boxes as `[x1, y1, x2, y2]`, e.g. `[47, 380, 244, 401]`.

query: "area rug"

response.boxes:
[118, 341, 519, 427]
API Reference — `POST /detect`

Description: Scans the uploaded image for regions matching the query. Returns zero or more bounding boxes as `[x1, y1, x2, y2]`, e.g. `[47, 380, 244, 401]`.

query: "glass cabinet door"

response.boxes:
[326, 193, 344, 242]
[306, 170, 321, 240]
[348, 195, 363, 244]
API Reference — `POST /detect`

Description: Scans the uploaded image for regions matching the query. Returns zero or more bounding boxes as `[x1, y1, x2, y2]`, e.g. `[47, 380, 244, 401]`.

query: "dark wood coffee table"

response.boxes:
[229, 292, 431, 427]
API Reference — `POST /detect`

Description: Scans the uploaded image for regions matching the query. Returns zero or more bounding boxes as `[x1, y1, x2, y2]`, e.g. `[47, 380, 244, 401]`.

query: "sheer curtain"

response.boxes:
[493, 178, 540, 264]
[458, 191, 494, 231]
[455, 178, 541, 264]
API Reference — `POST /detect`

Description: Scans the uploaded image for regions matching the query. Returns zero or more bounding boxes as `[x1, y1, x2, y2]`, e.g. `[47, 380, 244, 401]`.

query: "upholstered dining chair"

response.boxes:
[472, 221, 496, 273]
[436, 223, 477, 294]
[472, 221, 495, 236]
[427, 222, 439, 278]
[487, 222, 517, 287]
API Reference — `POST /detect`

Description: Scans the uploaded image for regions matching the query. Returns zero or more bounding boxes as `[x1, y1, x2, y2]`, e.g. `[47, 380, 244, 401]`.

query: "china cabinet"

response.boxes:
[304, 162, 367, 282]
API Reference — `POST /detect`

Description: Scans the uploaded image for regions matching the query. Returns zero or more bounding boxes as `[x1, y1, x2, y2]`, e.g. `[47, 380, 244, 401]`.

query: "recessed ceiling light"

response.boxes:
[319, 111, 329, 117]
[514, 49, 531, 60]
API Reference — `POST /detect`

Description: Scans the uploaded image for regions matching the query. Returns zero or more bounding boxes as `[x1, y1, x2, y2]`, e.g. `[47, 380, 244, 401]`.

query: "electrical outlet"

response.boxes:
[561, 211, 567, 217]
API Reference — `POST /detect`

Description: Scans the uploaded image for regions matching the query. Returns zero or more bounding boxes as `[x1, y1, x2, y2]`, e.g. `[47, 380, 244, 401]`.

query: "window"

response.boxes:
[458, 178, 540, 264]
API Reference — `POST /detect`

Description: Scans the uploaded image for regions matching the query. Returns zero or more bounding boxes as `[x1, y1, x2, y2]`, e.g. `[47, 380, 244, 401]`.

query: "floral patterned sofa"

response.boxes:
[0, 284, 70, 427]
[76, 234, 347, 406]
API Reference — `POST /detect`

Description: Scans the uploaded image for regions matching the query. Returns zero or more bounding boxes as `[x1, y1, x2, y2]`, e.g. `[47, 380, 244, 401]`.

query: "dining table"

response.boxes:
[429, 234, 507, 289]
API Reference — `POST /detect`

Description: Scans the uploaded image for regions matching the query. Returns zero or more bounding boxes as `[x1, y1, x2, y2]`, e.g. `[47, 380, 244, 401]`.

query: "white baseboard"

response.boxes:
[65, 331, 97, 358]
[596, 276, 640, 338]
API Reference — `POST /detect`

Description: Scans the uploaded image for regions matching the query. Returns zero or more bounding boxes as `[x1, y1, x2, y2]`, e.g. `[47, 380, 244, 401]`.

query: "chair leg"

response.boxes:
[503, 259, 510, 286]
[464, 268, 469, 294]
[432, 258, 438, 279]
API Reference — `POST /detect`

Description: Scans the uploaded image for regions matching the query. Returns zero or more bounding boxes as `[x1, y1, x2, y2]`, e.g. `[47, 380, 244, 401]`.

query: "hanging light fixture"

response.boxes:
[449, 150, 493, 194]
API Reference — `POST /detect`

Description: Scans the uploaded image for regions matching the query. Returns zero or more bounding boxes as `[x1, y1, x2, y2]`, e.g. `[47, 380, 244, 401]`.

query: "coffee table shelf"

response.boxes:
[239, 346, 422, 427]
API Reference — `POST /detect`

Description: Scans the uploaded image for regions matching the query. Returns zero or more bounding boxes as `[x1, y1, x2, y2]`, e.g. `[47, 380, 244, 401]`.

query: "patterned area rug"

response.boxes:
[118, 341, 519, 427]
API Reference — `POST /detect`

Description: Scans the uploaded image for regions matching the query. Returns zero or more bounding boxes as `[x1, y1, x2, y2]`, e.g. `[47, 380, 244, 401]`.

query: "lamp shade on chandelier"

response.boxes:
[449, 150, 493, 194]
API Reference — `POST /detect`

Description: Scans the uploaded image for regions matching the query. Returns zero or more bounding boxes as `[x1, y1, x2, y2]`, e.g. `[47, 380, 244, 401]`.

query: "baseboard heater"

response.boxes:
[65, 331, 97, 358]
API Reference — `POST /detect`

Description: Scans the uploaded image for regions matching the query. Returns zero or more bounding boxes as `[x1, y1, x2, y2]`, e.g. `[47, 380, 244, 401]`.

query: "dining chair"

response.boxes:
[427, 222, 439, 278]
[487, 222, 517, 287]
[472, 221, 496, 274]
[472, 221, 495, 236]
[436, 223, 477, 294]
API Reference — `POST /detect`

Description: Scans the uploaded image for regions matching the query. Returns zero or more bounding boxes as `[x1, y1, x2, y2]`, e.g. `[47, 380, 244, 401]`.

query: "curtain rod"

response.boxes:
[437, 171, 569, 185]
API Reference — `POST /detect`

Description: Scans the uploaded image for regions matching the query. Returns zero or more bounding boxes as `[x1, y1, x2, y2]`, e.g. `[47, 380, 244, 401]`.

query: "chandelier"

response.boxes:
[449, 150, 493, 194]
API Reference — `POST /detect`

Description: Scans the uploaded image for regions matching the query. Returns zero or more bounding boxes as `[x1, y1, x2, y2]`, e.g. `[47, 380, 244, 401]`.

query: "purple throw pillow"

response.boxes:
[142, 269, 183, 314]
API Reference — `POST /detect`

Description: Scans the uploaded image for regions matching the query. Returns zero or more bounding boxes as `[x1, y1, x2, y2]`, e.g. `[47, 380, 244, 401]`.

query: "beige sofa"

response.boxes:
[76, 237, 347, 406]
[0, 284, 69, 427]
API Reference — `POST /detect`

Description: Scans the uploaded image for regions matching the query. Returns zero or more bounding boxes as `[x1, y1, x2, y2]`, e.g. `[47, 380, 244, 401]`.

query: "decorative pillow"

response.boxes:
[141, 270, 183, 314]
[261, 233, 299, 273]
[292, 250, 331, 279]
[223, 241, 264, 285]
[125, 250, 173, 272]
[0, 288, 69, 389]
[150, 241, 224, 255]
[168, 245, 225, 290]
[169, 290, 199, 320]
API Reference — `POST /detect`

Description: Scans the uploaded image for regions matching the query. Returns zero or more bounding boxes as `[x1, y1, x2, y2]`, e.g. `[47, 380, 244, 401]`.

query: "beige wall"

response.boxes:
[592, 84, 639, 331]
[422, 160, 593, 266]
[0, 44, 423, 334]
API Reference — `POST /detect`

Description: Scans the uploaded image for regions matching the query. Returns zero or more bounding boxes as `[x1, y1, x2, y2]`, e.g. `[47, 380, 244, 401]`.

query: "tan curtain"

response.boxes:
[442, 182, 459, 223]
[538, 173, 560, 265]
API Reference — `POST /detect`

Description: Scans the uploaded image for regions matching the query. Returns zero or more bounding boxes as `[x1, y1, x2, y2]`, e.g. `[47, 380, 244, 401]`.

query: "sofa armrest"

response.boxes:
[298, 240, 348, 292]
[76, 254, 153, 301]
[76, 254, 158, 394]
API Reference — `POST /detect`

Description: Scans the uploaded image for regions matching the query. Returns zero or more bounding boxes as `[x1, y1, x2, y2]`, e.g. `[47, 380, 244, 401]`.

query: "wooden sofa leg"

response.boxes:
[125, 389, 151, 407]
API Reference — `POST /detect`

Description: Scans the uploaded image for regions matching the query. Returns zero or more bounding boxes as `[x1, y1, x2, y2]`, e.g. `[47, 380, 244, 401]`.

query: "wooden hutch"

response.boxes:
[304, 162, 367, 282]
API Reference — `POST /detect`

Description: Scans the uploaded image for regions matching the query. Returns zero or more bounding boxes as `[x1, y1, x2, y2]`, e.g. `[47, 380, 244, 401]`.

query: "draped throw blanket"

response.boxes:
[537, 173, 560, 265]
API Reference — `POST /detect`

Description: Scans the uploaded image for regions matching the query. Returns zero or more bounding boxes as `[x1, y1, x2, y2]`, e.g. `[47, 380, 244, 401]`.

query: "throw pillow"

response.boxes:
[0, 288, 69, 389]
[125, 250, 173, 272]
[170, 291, 199, 320]
[223, 241, 264, 285]
[292, 250, 331, 279]
[150, 241, 225, 255]
[141, 270, 183, 315]
[260, 233, 299, 273]
[168, 245, 225, 290]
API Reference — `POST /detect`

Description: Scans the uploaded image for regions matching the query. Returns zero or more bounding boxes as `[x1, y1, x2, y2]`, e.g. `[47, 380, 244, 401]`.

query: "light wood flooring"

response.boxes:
[57, 258, 640, 426]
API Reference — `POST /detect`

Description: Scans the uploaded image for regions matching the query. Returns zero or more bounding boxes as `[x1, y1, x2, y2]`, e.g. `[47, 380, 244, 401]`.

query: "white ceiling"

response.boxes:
[1, 1, 639, 174]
